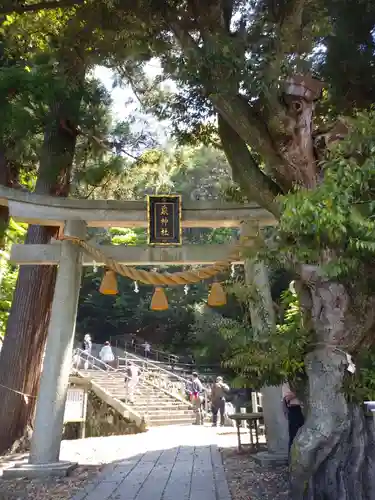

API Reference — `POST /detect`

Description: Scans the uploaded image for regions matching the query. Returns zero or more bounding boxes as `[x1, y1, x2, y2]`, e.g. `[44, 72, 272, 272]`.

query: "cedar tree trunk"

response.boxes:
[0, 58, 86, 454]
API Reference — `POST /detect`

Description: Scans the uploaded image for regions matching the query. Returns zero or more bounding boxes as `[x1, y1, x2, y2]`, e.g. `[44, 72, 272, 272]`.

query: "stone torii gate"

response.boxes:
[0, 187, 287, 477]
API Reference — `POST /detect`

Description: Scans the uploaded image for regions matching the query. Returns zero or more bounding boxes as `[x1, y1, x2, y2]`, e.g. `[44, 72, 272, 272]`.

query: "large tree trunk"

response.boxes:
[218, 72, 375, 497]
[0, 147, 10, 249]
[289, 270, 375, 499]
[276, 78, 375, 497]
[0, 60, 86, 454]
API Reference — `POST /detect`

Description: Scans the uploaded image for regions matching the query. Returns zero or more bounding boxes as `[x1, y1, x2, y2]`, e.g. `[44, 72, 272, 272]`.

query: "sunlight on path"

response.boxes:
[64, 425, 235, 500]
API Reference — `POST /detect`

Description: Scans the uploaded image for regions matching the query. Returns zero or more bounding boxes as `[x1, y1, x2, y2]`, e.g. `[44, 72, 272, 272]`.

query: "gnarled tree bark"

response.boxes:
[218, 71, 375, 497]
[290, 269, 375, 499]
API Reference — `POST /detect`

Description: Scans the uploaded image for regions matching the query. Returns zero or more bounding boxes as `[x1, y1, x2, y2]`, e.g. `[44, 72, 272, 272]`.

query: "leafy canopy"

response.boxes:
[278, 111, 375, 282]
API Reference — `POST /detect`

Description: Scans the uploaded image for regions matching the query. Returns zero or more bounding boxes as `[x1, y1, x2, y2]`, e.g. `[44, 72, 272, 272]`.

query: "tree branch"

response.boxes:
[0, 0, 84, 15]
[167, 19, 287, 177]
[218, 115, 281, 218]
[265, 0, 307, 83]
[211, 93, 286, 174]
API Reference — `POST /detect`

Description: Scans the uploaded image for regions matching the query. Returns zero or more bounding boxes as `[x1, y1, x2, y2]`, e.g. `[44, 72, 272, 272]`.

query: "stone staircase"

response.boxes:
[74, 354, 196, 427]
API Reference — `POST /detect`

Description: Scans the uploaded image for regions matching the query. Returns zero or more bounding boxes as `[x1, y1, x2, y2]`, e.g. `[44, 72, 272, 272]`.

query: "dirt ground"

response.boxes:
[221, 447, 291, 500]
[0, 457, 100, 500]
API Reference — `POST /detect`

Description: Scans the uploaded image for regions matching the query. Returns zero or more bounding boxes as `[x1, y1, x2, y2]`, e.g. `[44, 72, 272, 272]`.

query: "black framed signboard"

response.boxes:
[147, 195, 182, 246]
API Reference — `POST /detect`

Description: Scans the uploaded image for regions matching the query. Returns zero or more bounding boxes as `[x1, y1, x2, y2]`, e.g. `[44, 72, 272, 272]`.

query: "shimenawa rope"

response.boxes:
[60, 236, 243, 286]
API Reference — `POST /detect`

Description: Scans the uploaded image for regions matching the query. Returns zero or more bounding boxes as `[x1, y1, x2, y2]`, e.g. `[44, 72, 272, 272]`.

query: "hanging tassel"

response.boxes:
[208, 282, 226, 307]
[150, 287, 169, 311]
[99, 269, 118, 295]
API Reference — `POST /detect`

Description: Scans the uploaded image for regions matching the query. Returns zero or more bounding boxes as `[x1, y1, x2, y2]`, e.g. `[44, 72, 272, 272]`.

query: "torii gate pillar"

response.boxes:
[6, 220, 86, 478]
[241, 221, 289, 465]
[32, 220, 85, 467]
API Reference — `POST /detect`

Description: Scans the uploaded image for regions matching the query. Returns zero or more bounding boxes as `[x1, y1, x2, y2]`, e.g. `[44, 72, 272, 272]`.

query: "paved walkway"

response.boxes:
[65, 426, 232, 500]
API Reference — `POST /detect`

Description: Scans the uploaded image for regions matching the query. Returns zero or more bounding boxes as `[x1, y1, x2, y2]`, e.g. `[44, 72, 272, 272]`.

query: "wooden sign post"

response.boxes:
[64, 387, 88, 438]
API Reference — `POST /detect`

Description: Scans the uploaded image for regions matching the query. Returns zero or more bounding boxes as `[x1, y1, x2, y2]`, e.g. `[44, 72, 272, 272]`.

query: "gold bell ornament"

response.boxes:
[99, 269, 118, 295]
[150, 287, 169, 311]
[207, 282, 226, 307]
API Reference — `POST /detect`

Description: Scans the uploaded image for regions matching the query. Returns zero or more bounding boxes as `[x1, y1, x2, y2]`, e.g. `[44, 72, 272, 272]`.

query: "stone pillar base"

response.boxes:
[252, 451, 288, 467]
[3, 461, 78, 479]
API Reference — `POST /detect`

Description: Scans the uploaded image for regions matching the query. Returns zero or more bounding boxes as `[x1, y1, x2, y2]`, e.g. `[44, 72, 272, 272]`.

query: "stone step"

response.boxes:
[121, 399, 179, 406]
[76, 370, 194, 426]
[136, 410, 193, 418]
[106, 386, 171, 393]
[91, 380, 180, 390]
[88, 380, 178, 393]
[106, 389, 168, 396]
[106, 387, 167, 393]
[88, 381, 175, 393]
[128, 404, 191, 411]
[112, 393, 178, 402]
[81, 371, 186, 385]
[82, 377, 185, 391]
[125, 406, 191, 413]
[147, 418, 193, 426]
[132, 403, 191, 410]
[102, 383, 167, 391]
[119, 401, 180, 408]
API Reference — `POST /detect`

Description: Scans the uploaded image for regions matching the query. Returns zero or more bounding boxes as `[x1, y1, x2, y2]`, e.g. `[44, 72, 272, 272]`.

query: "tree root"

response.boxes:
[7, 425, 33, 455]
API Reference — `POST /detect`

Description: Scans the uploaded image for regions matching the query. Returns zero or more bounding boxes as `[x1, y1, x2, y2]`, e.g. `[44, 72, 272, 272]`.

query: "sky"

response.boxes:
[93, 61, 171, 147]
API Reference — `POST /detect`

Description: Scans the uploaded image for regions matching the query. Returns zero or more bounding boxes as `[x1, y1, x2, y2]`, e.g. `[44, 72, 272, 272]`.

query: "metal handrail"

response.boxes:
[119, 352, 208, 389]
[125, 342, 179, 363]
[110, 336, 180, 364]
[118, 352, 210, 414]
[72, 348, 156, 417]
[72, 348, 193, 417]
[118, 355, 188, 399]
[73, 348, 117, 373]
[110, 335, 221, 373]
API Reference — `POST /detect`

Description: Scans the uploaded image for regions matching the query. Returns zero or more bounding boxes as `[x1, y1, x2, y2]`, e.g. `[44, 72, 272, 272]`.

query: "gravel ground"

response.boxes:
[221, 447, 291, 500]
[0, 464, 101, 500]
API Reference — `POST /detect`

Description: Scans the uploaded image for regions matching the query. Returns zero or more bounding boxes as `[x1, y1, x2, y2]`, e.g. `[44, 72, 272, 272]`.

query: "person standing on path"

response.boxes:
[130, 333, 136, 350]
[282, 382, 304, 451]
[125, 362, 140, 404]
[82, 334, 92, 369]
[143, 341, 151, 358]
[191, 372, 204, 425]
[99, 341, 115, 369]
[211, 376, 230, 427]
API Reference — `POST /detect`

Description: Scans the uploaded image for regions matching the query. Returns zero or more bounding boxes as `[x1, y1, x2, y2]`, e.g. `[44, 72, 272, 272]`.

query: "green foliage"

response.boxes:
[278, 111, 375, 282]
[187, 293, 246, 365]
[318, 0, 375, 114]
[0, 219, 27, 337]
[109, 227, 147, 246]
[221, 289, 309, 389]
[344, 349, 375, 404]
[0, 255, 18, 337]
